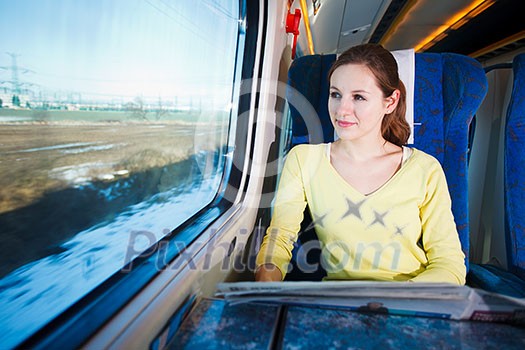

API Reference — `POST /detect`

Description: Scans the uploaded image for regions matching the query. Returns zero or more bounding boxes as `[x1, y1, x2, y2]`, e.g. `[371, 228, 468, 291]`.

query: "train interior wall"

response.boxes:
[469, 48, 525, 269]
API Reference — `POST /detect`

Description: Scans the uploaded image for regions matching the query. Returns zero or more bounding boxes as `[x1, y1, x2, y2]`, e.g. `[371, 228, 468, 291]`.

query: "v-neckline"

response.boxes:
[324, 143, 413, 198]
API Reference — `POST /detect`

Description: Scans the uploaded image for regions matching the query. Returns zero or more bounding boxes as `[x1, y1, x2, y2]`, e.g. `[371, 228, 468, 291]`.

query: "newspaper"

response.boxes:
[216, 281, 525, 324]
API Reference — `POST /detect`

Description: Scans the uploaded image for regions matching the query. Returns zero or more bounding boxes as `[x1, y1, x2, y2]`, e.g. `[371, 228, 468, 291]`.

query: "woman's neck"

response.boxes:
[333, 137, 397, 162]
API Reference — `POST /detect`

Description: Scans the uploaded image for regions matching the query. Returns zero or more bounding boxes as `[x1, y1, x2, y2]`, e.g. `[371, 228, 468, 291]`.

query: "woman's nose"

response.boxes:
[337, 97, 353, 115]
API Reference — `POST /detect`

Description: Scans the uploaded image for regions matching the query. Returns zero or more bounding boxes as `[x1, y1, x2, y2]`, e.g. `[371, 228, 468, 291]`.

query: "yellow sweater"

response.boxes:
[256, 144, 466, 285]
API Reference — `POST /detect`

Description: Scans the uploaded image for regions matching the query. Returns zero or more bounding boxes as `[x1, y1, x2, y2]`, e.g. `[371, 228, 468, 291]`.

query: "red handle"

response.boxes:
[286, 9, 301, 59]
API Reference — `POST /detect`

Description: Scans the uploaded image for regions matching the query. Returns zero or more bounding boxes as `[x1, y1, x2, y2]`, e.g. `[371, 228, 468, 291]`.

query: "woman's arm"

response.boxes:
[255, 147, 308, 281]
[255, 264, 283, 281]
[411, 162, 467, 285]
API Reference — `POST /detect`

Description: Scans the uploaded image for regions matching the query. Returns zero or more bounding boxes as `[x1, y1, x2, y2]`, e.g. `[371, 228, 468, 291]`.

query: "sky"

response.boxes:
[0, 0, 240, 105]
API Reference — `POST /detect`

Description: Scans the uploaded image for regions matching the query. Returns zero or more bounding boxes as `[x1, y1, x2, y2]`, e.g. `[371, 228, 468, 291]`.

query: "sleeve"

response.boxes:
[410, 161, 467, 285]
[255, 147, 308, 279]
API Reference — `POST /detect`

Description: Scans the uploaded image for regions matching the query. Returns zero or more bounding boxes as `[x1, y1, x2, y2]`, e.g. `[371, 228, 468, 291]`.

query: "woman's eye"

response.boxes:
[329, 91, 341, 99]
[354, 94, 365, 101]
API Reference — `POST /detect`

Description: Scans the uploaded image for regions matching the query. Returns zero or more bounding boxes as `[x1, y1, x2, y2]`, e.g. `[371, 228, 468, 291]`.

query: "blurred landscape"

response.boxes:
[0, 109, 227, 277]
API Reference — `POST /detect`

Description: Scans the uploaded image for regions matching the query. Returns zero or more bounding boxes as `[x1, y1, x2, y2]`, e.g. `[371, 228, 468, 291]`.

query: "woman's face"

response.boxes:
[328, 63, 397, 142]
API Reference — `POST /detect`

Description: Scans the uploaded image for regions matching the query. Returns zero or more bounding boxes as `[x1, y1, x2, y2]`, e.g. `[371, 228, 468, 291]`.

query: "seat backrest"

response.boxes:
[504, 52, 525, 280]
[285, 52, 488, 278]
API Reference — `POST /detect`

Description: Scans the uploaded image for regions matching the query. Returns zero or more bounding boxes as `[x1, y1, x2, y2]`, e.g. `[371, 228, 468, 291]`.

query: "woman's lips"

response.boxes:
[337, 119, 357, 128]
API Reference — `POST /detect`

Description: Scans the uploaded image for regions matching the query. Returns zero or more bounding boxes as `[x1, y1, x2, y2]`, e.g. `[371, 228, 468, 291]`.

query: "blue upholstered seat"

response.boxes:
[468, 54, 525, 298]
[284, 52, 488, 281]
[469, 53, 525, 297]
[504, 53, 525, 281]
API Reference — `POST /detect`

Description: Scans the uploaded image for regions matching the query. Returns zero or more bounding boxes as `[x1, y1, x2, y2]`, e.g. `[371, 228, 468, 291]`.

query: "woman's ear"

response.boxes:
[385, 89, 400, 113]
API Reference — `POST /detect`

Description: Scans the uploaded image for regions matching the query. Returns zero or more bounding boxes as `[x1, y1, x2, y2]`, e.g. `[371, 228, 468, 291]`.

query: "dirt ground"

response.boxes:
[0, 121, 222, 214]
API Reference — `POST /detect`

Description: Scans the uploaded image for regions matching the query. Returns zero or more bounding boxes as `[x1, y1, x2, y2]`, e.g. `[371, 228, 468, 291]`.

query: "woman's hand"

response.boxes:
[255, 263, 283, 282]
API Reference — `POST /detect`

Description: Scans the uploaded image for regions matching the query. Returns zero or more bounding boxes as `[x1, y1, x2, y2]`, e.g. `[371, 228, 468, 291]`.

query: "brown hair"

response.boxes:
[328, 43, 410, 146]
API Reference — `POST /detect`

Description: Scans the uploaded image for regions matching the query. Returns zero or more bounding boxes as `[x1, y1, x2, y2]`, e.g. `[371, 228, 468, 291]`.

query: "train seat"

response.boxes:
[504, 53, 525, 282]
[468, 53, 525, 297]
[284, 51, 488, 281]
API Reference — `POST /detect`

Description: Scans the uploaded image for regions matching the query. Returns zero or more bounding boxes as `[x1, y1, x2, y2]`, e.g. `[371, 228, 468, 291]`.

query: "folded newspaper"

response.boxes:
[216, 281, 525, 324]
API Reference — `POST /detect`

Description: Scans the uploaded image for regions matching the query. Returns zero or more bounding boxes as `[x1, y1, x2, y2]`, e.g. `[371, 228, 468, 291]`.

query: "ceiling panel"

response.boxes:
[307, 0, 347, 54]
[293, 0, 391, 55]
[337, 0, 391, 52]
[381, 0, 475, 50]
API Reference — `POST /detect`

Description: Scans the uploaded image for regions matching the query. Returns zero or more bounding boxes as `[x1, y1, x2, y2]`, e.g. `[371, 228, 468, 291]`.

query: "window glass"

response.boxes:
[0, 0, 241, 347]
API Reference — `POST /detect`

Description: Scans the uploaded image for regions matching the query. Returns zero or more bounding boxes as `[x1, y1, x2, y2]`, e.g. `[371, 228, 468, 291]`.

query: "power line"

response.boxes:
[143, 0, 233, 55]
[202, 0, 237, 20]
[144, 0, 212, 47]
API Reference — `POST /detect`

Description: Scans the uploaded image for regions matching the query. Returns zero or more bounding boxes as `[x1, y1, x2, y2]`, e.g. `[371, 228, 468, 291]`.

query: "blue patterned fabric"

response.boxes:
[285, 52, 488, 280]
[504, 53, 525, 280]
[468, 264, 525, 298]
[287, 54, 335, 145]
[414, 53, 489, 270]
[412, 54, 444, 162]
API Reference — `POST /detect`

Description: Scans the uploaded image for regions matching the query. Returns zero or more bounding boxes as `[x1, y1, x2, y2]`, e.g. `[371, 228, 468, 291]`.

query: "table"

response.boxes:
[168, 298, 525, 349]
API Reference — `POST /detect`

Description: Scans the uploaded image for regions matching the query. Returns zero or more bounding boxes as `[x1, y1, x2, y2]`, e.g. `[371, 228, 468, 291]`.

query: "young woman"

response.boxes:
[255, 44, 466, 284]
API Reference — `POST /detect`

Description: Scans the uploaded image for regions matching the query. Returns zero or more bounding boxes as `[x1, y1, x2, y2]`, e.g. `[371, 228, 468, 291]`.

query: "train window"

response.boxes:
[0, 0, 242, 347]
